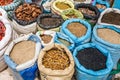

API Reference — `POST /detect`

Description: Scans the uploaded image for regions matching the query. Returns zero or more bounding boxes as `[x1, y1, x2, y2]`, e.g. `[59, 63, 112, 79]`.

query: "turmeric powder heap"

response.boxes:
[56, 2, 71, 10]
[42, 47, 70, 70]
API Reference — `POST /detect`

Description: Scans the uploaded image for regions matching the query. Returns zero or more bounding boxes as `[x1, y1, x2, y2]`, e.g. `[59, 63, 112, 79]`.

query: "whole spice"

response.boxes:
[0, 0, 13, 6]
[96, 4, 106, 9]
[10, 41, 36, 64]
[97, 28, 120, 44]
[78, 8, 96, 16]
[0, 21, 6, 41]
[15, 3, 42, 21]
[56, 2, 71, 10]
[67, 22, 87, 37]
[40, 34, 52, 44]
[101, 12, 120, 25]
[58, 38, 71, 47]
[42, 47, 70, 70]
[77, 48, 107, 71]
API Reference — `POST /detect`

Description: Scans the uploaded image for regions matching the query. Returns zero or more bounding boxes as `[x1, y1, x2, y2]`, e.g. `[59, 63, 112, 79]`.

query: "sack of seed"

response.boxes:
[97, 8, 120, 28]
[11, 3, 43, 34]
[73, 43, 113, 80]
[36, 30, 56, 47]
[92, 0, 110, 12]
[54, 32, 75, 52]
[74, 0, 92, 5]
[92, 24, 120, 69]
[4, 34, 41, 80]
[61, 8, 83, 20]
[61, 19, 91, 46]
[51, 0, 74, 15]
[37, 13, 64, 31]
[38, 43, 74, 80]
[75, 3, 100, 27]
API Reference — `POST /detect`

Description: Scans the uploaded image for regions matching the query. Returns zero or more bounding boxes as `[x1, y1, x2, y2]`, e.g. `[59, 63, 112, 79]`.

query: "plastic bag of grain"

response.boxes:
[37, 13, 64, 31]
[51, 0, 74, 15]
[11, 3, 43, 34]
[73, 43, 113, 80]
[75, 3, 100, 27]
[38, 43, 74, 80]
[61, 8, 83, 20]
[92, 24, 120, 69]
[4, 34, 41, 80]
[92, 0, 110, 12]
[54, 32, 75, 52]
[74, 0, 92, 5]
[97, 8, 120, 28]
[60, 19, 91, 46]
[36, 30, 56, 47]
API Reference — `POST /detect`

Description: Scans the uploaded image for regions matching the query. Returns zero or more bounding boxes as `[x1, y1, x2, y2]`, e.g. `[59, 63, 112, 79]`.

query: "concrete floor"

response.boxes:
[0, 68, 120, 80]
[0, 68, 13, 80]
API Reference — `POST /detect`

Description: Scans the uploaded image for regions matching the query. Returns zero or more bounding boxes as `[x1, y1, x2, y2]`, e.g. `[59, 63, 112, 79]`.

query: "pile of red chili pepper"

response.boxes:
[0, 21, 5, 41]
[0, 0, 13, 6]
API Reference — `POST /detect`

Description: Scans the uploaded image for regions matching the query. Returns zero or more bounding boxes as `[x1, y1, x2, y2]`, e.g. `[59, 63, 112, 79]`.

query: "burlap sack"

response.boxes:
[38, 43, 74, 80]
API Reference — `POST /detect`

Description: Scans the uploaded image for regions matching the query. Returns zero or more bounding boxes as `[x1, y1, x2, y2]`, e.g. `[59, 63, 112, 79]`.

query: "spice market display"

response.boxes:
[0, 0, 120, 80]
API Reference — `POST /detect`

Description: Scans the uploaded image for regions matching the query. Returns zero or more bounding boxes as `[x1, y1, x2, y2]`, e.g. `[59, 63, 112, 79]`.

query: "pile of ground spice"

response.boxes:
[56, 2, 71, 10]
[101, 12, 120, 25]
[40, 34, 52, 44]
[67, 22, 87, 37]
[97, 28, 120, 44]
[10, 41, 36, 64]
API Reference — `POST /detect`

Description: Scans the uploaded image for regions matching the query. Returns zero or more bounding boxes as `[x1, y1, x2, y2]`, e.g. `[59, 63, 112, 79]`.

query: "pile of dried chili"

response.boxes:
[0, 21, 5, 41]
[0, 0, 13, 6]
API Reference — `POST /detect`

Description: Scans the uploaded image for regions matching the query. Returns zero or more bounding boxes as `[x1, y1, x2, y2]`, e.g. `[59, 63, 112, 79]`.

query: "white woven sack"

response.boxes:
[36, 30, 56, 47]
[12, 19, 37, 34]
[5, 33, 41, 71]
[0, 8, 7, 18]
[74, 0, 92, 4]
[97, 8, 120, 28]
[0, 17, 12, 54]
